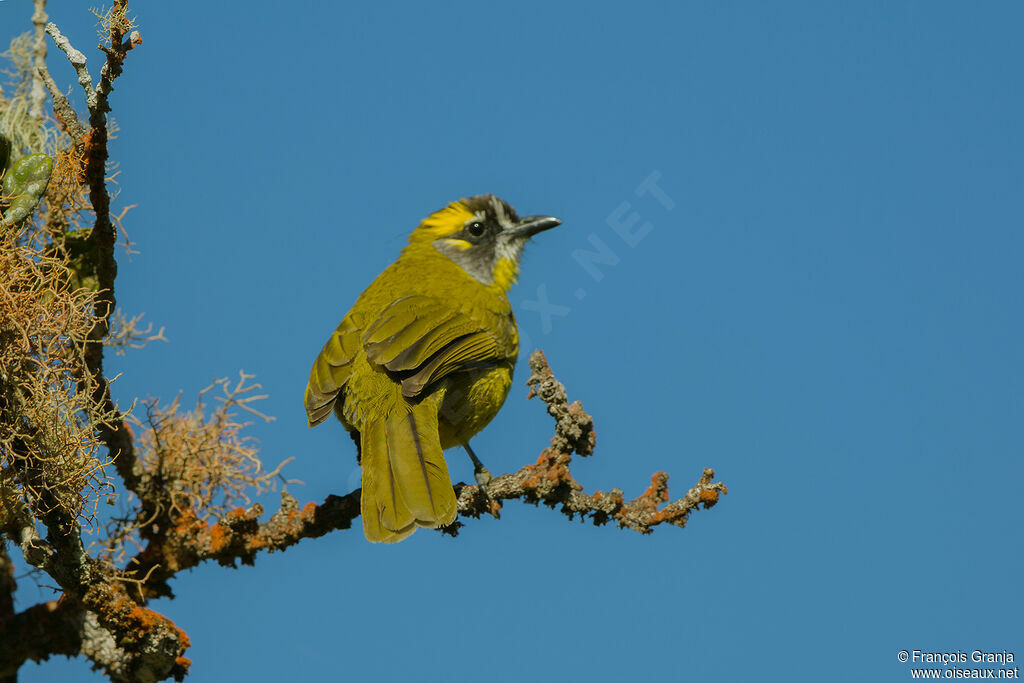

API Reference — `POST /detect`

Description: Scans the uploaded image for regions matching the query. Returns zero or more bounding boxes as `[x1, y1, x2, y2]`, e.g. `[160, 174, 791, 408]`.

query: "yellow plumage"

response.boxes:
[305, 195, 559, 543]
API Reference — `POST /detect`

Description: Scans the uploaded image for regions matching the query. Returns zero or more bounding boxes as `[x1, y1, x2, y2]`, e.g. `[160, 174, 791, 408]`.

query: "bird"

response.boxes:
[305, 194, 560, 543]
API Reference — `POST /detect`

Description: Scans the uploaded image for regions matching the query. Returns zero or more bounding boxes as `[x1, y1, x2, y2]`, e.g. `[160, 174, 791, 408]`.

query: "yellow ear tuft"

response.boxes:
[411, 201, 475, 242]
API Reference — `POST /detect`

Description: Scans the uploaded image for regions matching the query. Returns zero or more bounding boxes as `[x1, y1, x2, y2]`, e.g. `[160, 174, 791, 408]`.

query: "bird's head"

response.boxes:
[408, 194, 560, 291]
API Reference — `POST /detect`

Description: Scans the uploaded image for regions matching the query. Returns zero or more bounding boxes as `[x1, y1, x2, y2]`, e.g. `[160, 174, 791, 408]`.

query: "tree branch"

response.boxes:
[0, 542, 15, 624]
[123, 351, 727, 597]
[128, 491, 361, 598]
[0, 599, 83, 678]
[0, 376, 189, 682]
[0, 590, 159, 682]
[2, 494, 190, 682]
[453, 350, 726, 533]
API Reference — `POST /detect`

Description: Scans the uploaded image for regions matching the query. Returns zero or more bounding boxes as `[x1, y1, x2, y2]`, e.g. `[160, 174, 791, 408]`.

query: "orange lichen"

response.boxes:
[48, 144, 88, 194]
[79, 131, 96, 171]
[517, 451, 580, 500]
[122, 604, 191, 646]
[172, 509, 203, 537]
[648, 508, 675, 526]
[44, 581, 186, 676]
[699, 489, 720, 507]
[640, 472, 670, 505]
[207, 523, 229, 553]
[245, 537, 267, 552]
[126, 605, 156, 628]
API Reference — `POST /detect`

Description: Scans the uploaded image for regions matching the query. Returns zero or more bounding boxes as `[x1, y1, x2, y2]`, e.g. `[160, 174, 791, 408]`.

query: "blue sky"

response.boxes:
[7, 1, 1023, 681]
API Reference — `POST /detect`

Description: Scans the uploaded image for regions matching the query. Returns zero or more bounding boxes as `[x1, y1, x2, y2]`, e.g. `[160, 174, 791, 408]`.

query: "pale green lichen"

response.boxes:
[1, 153, 53, 227]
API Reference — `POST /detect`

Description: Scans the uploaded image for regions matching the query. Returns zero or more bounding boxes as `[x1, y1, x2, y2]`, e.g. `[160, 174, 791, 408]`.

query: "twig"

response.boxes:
[30, 0, 48, 119]
[456, 462, 726, 533]
[43, 23, 96, 111]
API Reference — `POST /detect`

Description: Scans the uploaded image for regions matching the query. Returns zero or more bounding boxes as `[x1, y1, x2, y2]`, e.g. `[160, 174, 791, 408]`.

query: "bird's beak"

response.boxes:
[511, 215, 561, 238]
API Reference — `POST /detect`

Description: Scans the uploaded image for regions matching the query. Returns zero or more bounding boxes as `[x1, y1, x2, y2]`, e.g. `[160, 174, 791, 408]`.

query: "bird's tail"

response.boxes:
[360, 400, 457, 543]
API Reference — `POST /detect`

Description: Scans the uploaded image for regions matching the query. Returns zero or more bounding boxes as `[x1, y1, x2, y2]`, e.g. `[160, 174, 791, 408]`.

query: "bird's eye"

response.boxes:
[467, 221, 485, 237]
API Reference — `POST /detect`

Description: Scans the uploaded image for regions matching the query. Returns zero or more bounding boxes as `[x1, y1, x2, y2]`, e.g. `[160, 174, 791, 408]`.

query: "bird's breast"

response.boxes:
[436, 364, 514, 449]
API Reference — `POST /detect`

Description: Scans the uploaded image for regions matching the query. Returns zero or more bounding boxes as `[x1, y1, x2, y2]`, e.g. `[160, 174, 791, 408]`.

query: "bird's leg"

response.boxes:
[349, 428, 362, 464]
[463, 442, 492, 486]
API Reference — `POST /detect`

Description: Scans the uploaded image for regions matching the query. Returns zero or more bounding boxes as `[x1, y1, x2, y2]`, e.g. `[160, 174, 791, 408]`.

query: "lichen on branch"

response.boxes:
[129, 374, 288, 522]
[0, 222, 113, 527]
[118, 351, 727, 598]
[452, 351, 727, 535]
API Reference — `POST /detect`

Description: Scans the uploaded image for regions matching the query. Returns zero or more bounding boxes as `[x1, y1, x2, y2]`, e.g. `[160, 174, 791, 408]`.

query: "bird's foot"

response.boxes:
[473, 464, 492, 486]
[464, 442, 492, 486]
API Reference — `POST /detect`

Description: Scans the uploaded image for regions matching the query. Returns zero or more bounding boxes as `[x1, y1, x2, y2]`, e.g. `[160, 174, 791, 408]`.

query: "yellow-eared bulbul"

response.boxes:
[305, 195, 560, 543]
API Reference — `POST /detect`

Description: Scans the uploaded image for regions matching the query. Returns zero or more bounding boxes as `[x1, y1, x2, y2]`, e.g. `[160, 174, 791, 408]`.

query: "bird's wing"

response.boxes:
[362, 295, 516, 398]
[305, 316, 360, 426]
